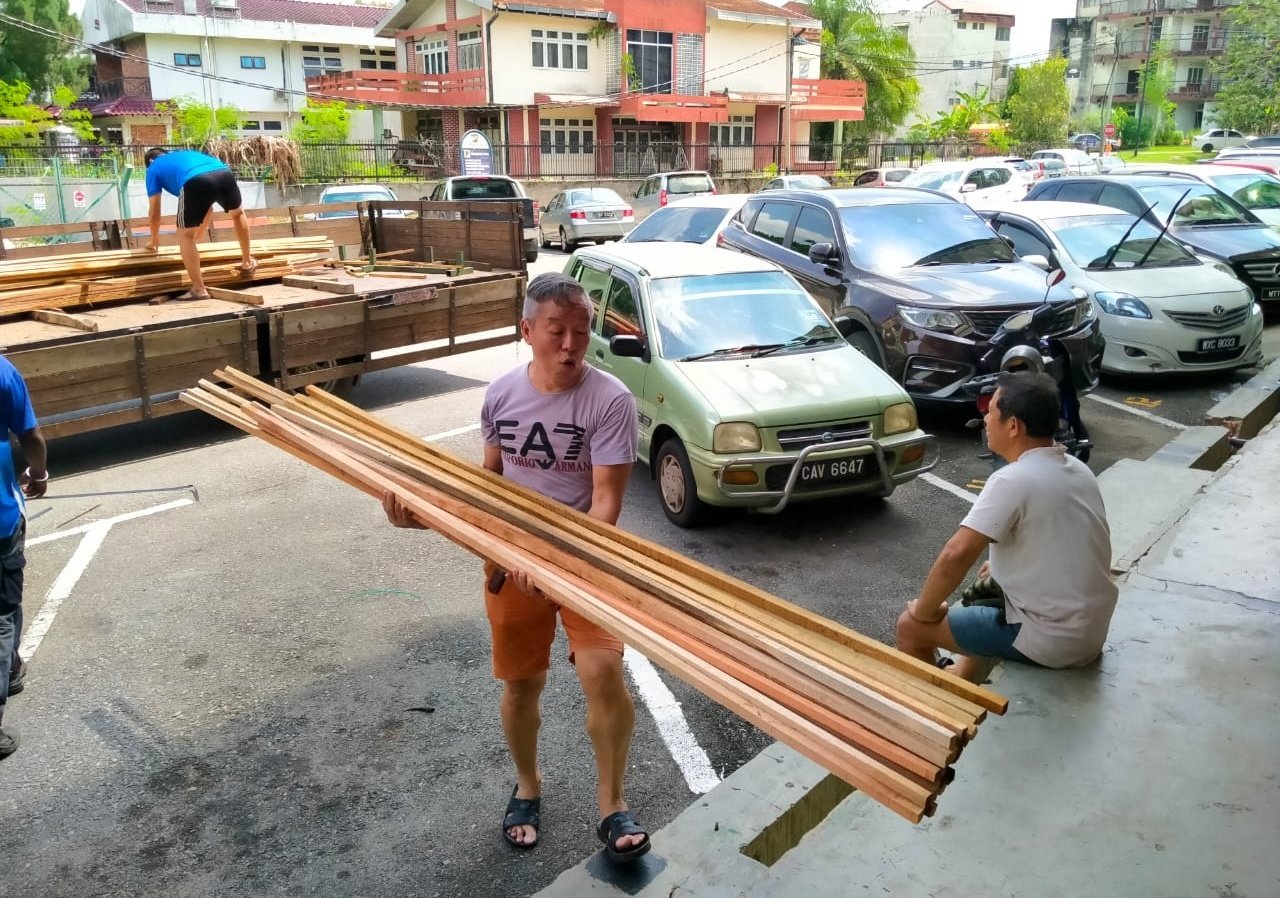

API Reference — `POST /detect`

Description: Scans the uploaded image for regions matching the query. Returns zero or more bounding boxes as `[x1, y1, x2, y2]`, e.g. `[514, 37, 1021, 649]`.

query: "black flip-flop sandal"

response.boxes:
[502, 786, 540, 850]
[597, 810, 650, 863]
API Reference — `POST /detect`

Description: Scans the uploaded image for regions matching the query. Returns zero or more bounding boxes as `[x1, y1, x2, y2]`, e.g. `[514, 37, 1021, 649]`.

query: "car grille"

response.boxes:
[1177, 346, 1246, 364]
[1239, 258, 1280, 286]
[1166, 306, 1251, 331]
[775, 420, 872, 451]
[966, 301, 1085, 338]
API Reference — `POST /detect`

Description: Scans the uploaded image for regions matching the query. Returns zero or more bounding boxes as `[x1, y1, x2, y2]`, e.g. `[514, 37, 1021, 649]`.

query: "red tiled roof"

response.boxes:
[495, 0, 607, 12]
[115, 0, 389, 28]
[88, 97, 169, 116]
[709, 0, 813, 20]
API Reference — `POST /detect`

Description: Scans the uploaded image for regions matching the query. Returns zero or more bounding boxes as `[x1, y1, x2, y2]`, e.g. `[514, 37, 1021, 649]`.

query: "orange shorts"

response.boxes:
[483, 562, 623, 681]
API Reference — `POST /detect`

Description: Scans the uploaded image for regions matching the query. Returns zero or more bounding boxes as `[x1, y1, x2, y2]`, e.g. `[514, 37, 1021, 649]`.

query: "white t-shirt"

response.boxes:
[961, 446, 1118, 667]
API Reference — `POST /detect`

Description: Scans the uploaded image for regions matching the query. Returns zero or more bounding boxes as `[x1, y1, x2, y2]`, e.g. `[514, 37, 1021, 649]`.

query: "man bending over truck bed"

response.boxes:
[144, 148, 256, 301]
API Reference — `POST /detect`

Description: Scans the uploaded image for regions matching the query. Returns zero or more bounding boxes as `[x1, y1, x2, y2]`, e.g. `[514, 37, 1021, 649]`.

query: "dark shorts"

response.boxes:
[947, 604, 1036, 664]
[177, 168, 241, 229]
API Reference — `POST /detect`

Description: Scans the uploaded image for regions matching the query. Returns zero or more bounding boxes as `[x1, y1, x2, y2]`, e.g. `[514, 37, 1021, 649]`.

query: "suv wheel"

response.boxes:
[847, 329, 884, 369]
[655, 438, 708, 528]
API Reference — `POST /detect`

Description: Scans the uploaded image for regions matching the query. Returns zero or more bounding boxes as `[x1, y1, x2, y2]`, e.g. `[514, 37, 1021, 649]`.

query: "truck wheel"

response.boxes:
[559, 228, 577, 252]
[655, 438, 708, 528]
[525, 246, 539, 264]
[291, 359, 359, 398]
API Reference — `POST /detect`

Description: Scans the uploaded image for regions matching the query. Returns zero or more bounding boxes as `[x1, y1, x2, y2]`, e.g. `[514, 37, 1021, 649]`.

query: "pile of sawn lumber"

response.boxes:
[0, 237, 333, 317]
[181, 368, 1008, 824]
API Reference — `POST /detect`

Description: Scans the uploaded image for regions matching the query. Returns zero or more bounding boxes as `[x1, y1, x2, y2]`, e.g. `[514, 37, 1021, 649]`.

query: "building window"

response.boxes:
[957, 21, 967, 30]
[1186, 66, 1204, 89]
[263, 121, 282, 131]
[173, 53, 201, 66]
[626, 30, 673, 93]
[1151, 17, 1163, 42]
[796, 58, 811, 78]
[1125, 69, 1141, 94]
[458, 28, 482, 71]
[242, 121, 261, 131]
[710, 115, 753, 147]
[969, 60, 981, 68]
[974, 22, 985, 31]
[416, 37, 448, 75]
[953, 59, 964, 68]
[998, 63, 1009, 79]
[302, 48, 342, 79]
[539, 117, 595, 154]
[996, 26, 1010, 41]
[531, 29, 587, 70]
[240, 56, 266, 70]
[359, 48, 397, 71]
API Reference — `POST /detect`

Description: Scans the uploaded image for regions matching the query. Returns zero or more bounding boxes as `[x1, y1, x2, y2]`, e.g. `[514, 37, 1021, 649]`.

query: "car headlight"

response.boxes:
[1079, 297, 1097, 321]
[713, 422, 761, 454]
[897, 305, 969, 335]
[883, 402, 918, 436]
[1094, 291, 1151, 319]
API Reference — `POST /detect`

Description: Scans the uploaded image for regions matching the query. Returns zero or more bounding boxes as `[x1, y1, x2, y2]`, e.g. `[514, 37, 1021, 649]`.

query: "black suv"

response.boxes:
[1024, 174, 1280, 303]
[717, 188, 1103, 404]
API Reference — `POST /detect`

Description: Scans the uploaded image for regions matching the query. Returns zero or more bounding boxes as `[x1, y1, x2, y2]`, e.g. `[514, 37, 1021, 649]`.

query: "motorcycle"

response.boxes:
[964, 270, 1093, 465]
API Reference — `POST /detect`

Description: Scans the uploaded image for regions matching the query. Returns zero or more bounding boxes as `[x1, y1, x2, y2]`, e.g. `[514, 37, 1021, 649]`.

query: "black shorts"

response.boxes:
[176, 168, 242, 229]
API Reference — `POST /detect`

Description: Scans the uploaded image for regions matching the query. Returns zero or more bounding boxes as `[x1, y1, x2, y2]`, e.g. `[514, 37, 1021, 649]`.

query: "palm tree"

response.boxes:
[809, 0, 920, 143]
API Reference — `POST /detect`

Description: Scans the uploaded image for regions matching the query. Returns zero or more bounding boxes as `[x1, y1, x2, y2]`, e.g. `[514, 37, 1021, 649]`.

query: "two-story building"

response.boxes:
[77, 0, 396, 145]
[881, 1, 1014, 131]
[308, 0, 864, 177]
[1053, 0, 1238, 132]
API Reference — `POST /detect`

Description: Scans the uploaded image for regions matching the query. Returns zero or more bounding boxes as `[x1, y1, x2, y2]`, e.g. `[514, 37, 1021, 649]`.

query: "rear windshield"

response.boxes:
[625, 206, 731, 244]
[1136, 183, 1252, 225]
[668, 174, 714, 195]
[884, 169, 911, 182]
[567, 188, 625, 205]
[323, 189, 395, 203]
[901, 169, 964, 191]
[450, 178, 518, 199]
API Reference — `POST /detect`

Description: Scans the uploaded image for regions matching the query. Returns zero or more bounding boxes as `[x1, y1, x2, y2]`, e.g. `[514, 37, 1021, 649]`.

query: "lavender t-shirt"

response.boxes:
[480, 364, 638, 512]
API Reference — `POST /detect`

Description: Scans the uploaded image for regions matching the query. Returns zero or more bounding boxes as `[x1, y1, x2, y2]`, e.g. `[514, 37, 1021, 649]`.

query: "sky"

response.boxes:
[875, 0, 1079, 66]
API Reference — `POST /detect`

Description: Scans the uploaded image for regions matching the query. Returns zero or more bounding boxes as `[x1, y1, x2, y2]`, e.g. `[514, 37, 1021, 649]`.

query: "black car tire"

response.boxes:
[847, 328, 884, 369]
[655, 438, 708, 528]
[559, 227, 576, 252]
[525, 246, 539, 264]
[1202, 143, 1214, 153]
[539, 227, 550, 248]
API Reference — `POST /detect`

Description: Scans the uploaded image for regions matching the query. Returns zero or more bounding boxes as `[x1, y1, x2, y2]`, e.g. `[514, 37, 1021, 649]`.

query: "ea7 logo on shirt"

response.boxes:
[496, 420, 590, 471]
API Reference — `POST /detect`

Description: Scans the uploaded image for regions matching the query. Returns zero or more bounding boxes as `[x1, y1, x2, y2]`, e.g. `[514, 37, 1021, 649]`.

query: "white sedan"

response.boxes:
[980, 201, 1264, 375]
[898, 161, 1028, 208]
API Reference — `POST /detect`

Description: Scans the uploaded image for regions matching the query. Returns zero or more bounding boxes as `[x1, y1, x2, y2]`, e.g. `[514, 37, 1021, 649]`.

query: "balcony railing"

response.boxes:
[306, 70, 487, 107]
[1099, 0, 1239, 18]
[93, 76, 153, 101]
[789, 78, 867, 121]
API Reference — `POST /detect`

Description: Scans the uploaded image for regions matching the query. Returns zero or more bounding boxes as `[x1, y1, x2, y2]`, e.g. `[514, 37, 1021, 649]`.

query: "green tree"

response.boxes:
[161, 97, 244, 143]
[53, 85, 94, 141]
[0, 0, 84, 96]
[810, 0, 920, 137]
[292, 99, 355, 143]
[0, 78, 50, 142]
[1134, 42, 1177, 146]
[1006, 58, 1070, 147]
[1211, 0, 1280, 133]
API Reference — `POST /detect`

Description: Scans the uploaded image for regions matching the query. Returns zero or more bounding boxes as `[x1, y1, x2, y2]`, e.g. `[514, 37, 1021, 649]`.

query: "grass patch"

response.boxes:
[1112, 146, 1207, 165]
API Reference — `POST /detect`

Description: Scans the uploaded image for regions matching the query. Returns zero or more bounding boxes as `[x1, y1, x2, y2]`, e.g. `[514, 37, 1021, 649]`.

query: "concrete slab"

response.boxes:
[1096, 458, 1211, 572]
[1204, 357, 1280, 438]
[1148, 424, 1231, 471]
[1139, 418, 1280, 604]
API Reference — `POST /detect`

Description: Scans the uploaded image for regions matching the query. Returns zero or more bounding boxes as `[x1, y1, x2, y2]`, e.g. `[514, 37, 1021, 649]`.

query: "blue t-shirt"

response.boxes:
[0, 357, 38, 535]
[145, 150, 228, 198]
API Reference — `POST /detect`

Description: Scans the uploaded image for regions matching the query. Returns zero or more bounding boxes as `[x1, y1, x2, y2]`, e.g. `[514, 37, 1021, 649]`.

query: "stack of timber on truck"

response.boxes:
[0, 200, 526, 439]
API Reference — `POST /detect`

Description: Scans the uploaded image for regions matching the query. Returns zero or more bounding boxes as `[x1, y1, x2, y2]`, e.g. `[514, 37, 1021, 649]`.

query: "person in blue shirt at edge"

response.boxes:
[0, 356, 48, 759]
[144, 148, 257, 301]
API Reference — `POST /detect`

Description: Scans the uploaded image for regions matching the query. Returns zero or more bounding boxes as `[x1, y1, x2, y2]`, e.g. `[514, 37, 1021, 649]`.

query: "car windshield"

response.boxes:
[1206, 173, 1280, 210]
[840, 203, 1016, 270]
[899, 169, 965, 192]
[668, 174, 714, 194]
[322, 189, 394, 203]
[625, 207, 732, 243]
[568, 188, 624, 205]
[1136, 184, 1250, 225]
[1047, 214, 1199, 269]
[648, 271, 840, 360]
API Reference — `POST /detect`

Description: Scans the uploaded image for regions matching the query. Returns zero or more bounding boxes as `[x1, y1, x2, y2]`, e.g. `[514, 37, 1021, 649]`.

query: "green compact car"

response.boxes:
[565, 243, 939, 526]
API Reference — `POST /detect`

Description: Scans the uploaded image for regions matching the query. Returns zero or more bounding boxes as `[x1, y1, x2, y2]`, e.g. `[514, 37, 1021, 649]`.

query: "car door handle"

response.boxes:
[595, 349, 605, 359]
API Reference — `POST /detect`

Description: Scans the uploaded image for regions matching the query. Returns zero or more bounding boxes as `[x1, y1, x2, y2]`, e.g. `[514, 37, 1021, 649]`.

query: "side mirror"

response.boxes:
[1022, 253, 1052, 271]
[808, 242, 839, 265]
[609, 334, 647, 359]
[960, 182, 978, 193]
[832, 315, 857, 338]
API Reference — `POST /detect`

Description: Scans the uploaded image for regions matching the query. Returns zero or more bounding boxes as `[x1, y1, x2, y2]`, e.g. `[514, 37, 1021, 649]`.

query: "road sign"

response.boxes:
[72, 189, 87, 208]
[1104, 123, 1117, 138]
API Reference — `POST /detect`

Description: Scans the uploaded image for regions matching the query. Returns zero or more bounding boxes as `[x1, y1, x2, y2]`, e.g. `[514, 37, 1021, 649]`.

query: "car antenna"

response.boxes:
[1131, 188, 1193, 270]
[1097, 198, 1162, 270]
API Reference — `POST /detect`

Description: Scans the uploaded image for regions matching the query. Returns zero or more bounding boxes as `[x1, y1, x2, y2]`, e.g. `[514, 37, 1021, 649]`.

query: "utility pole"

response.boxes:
[783, 20, 793, 174]
[1102, 28, 1122, 151]
[1133, 0, 1155, 156]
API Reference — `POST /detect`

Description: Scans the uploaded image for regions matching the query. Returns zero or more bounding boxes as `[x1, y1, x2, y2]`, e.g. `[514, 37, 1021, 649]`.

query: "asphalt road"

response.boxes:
[2, 246, 1276, 898]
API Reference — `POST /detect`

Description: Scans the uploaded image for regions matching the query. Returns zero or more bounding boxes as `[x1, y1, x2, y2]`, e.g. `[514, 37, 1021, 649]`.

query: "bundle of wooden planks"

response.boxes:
[0, 238, 334, 318]
[181, 369, 1007, 823]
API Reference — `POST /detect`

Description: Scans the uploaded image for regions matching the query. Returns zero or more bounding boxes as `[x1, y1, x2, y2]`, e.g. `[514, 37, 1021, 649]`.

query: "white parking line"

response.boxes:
[1085, 394, 1187, 430]
[919, 472, 978, 504]
[624, 648, 721, 795]
[27, 497, 195, 547]
[422, 423, 481, 442]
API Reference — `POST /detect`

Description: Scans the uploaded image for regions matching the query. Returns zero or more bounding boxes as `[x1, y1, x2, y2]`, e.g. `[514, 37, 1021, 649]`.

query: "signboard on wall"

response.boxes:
[460, 129, 493, 176]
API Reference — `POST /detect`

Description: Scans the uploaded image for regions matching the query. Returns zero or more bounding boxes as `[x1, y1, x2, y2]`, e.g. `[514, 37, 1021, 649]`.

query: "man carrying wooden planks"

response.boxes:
[383, 273, 652, 862]
[897, 371, 1118, 683]
[143, 148, 257, 301]
[0, 356, 48, 759]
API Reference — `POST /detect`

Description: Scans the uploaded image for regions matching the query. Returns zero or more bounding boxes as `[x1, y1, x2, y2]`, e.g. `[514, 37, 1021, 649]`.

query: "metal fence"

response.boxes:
[1, 139, 1001, 187]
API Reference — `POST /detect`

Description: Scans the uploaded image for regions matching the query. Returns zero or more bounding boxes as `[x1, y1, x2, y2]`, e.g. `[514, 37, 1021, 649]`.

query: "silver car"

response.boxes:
[759, 174, 831, 191]
[539, 187, 635, 251]
[630, 170, 717, 222]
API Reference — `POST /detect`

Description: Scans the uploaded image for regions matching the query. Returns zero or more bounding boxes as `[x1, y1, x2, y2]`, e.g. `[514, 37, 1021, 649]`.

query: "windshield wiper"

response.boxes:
[1186, 217, 1246, 226]
[679, 344, 784, 361]
[1098, 199, 1162, 270]
[1133, 188, 1192, 269]
[753, 334, 842, 356]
